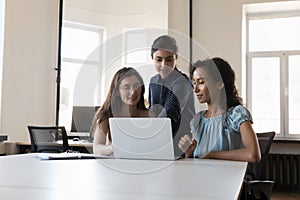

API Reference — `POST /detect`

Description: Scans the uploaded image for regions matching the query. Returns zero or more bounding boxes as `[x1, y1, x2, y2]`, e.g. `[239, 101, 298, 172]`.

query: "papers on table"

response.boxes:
[34, 152, 113, 160]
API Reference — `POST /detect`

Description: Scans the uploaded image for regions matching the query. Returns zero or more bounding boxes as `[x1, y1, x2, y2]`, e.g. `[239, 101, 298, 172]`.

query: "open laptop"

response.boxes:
[109, 118, 181, 160]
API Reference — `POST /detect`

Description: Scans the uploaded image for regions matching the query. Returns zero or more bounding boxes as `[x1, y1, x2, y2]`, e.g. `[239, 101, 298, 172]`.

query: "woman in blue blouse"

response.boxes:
[148, 35, 195, 156]
[178, 57, 261, 163]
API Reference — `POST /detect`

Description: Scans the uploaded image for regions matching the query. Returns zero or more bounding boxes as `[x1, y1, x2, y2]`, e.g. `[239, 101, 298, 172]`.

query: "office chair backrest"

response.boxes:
[247, 131, 275, 180]
[242, 131, 275, 200]
[27, 125, 69, 153]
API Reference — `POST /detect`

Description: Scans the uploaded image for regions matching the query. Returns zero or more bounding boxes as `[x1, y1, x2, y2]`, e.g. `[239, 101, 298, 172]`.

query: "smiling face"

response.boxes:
[118, 75, 142, 106]
[192, 67, 211, 104]
[152, 49, 176, 79]
[193, 66, 225, 106]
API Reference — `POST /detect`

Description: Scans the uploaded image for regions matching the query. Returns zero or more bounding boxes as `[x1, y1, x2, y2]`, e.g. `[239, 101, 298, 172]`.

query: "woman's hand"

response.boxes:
[178, 135, 197, 158]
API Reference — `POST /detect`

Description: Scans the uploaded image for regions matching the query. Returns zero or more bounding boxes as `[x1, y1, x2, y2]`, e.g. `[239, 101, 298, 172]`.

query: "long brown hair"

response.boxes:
[90, 67, 146, 138]
[191, 57, 242, 109]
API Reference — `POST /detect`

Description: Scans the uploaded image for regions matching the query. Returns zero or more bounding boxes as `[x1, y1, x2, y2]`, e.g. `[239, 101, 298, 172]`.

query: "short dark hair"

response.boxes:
[151, 35, 178, 59]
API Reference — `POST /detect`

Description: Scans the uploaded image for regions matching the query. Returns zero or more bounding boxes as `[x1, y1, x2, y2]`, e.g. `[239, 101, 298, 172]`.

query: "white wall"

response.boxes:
[168, 0, 191, 75]
[0, 0, 296, 142]
[1, 0, 59, 141]
[191, 0, 294, 93]
[0, 0, 5, 129]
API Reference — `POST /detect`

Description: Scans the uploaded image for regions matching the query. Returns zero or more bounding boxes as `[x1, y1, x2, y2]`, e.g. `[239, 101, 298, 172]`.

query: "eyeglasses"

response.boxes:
[119, 84, 141, 92]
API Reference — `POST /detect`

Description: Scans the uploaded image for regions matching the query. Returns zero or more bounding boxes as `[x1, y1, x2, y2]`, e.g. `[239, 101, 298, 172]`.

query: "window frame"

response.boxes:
[61, 20, 104, 65]
[245, 11, 300, 139]
[59, 20, 104, 130]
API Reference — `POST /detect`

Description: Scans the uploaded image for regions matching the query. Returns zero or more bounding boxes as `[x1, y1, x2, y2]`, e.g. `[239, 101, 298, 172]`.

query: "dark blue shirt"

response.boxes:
[148, 68, 195, 155]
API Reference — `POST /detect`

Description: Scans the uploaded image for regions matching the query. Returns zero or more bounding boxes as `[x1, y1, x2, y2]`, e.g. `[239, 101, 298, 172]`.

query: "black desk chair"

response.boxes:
[27, 125, 69, 153]
[242, 131, 275, 200]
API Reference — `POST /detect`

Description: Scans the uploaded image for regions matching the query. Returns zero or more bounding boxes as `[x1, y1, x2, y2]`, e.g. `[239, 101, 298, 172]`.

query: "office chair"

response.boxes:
[27, 125, 69, 153]
[242, 131, 275, 200]
[244, 180, 274, 200]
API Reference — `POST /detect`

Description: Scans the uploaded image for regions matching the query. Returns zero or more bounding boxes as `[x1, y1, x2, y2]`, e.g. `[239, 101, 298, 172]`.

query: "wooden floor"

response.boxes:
[271, 191, 300, 200]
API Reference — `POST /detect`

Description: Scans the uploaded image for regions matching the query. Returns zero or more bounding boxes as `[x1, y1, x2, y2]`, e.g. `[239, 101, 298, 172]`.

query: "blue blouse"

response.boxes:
[191, 105, 253, 158]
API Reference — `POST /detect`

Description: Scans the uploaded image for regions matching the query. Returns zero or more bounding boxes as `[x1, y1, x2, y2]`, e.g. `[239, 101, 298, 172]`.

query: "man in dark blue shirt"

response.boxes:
[149, 35, 195, 156]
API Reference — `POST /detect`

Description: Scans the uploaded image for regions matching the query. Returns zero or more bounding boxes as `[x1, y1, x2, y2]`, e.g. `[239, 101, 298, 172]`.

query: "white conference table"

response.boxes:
[0, 154, 247, 200]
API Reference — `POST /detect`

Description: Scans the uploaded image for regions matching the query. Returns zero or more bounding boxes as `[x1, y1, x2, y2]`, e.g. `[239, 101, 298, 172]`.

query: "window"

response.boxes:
[249, 16, 300, 52]
[59, 0, 168, 132]
[123, 30, 150, 65]
[122, 29, 160, 101]
[244, 2, 300, 138]
[249, 56, 281, 134]
[289, 55, 300, 135]
[59, 21, 104, 131]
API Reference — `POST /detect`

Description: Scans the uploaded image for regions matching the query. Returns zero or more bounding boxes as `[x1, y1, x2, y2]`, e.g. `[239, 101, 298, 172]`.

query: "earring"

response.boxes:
[217, 82, 224, 89]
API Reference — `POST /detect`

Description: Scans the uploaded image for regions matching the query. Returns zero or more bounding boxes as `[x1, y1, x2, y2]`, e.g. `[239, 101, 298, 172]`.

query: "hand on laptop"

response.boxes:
[178, 135, 197, 158]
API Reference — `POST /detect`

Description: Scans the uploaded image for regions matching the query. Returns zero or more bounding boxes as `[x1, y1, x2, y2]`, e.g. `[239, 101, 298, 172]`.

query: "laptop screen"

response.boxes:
[109, 118, 177, 160]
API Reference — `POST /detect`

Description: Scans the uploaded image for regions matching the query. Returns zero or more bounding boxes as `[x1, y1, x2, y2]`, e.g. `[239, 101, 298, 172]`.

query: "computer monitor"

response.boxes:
[70, 106, 98, 132]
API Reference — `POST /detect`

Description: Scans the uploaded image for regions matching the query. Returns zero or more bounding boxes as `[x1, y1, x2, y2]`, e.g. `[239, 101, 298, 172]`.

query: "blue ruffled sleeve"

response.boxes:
[225, 105, 253, 132]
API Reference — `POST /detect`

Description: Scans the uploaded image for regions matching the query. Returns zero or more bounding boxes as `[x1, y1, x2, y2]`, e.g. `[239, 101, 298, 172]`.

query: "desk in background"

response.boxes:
[67, 131, 90, 140]
[0, 154, 247, 200]
[16, 140, 93, 154]
[16, 131, 92, 154]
